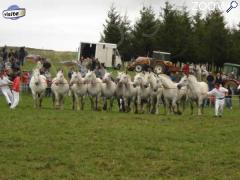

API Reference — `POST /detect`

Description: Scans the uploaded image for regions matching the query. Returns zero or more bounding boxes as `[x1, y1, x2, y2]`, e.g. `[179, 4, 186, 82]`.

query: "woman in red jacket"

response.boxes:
[10, 73, 21, 109]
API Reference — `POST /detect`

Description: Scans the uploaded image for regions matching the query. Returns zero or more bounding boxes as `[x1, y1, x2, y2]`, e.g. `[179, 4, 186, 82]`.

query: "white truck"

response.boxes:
[77, 42, 122, 69]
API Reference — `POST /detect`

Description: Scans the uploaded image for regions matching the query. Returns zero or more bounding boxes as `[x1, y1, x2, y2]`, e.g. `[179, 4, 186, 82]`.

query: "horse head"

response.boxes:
[102, 72, 112, 83]
[84, 71, 96, 84]
[33, 69, 41, 86]
[56, 70, 65, 84]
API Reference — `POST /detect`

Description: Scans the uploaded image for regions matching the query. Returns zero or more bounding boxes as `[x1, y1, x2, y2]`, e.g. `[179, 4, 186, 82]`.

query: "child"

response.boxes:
[10, 73, 21, 109]
[0, 71, 13, 106]
[207, 83, 228, 117]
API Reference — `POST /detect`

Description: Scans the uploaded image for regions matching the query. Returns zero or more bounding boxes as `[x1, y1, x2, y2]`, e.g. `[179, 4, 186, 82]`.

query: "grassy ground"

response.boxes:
[0, 93, 240, 179]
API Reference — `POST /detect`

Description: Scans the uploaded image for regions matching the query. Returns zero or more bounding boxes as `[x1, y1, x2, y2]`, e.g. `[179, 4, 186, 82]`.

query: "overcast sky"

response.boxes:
[0, 0, 239, 51]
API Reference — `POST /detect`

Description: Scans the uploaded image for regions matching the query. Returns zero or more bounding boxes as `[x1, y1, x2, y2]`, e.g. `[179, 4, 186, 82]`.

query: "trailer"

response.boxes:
[77, 42, 122, 69]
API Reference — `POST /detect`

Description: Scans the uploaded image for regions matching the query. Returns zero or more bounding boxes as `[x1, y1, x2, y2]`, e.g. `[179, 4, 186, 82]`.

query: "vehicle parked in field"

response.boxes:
[223, 63, 240, 93]
[127, 51, 179, 74]
[77, 42, 122, 69]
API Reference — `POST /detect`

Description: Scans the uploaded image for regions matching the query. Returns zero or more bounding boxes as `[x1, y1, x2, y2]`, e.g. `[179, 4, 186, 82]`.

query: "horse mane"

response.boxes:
[159, 74, 175, 88]
[188, 75, 198, 82]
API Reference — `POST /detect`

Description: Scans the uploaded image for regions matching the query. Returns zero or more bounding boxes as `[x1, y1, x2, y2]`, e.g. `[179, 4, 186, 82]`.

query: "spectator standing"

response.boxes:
[207, 72, 215, 90]
[1, 46, 8, 62]
[68, 67, 74, 80]
[215, 73, 223, 86]
[225, 85, 232, 110]
[8, 49, 16, 63]
[182, 63, 190, 76]
[18, 47, 27, 66]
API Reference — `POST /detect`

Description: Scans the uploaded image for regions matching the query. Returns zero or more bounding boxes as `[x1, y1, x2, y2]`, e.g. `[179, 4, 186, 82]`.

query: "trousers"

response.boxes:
[10, 90, 20, 109]
[1, 88, 13, 105]
[215, 99, 225, 116]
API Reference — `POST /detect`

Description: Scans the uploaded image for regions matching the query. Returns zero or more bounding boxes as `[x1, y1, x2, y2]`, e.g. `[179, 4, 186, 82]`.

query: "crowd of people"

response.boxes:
[0, 46, 28, 109]
[68, 56, 107, 80]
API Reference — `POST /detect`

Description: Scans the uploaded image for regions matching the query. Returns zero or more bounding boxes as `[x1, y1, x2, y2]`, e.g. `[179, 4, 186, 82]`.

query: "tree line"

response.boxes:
[101, 2, 240, 70]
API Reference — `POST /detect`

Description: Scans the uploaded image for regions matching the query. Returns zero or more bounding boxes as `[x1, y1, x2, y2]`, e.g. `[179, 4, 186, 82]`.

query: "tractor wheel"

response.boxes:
[135, 65, 143, 72]
[154, 64, 165, 74]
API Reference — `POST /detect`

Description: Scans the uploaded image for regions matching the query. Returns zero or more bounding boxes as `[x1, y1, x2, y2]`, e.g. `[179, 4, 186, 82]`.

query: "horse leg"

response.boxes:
[127, 98, 131, 112]
[76, 95, 80, 111]
[117, 98, 122, 112]
[198, 98, 203, 116]
[90, 96, 94, 111]
[155, 95, 160, 115]
[81, 96, 84, 110]
[39, 92, 44, 108]
[72, 93, 76, 110]
[109, 97, 114, 111]
[95, 95, 99, 111]
[32, 92, 37, 108]
[165, 99, 170, 115]
[60, 95, 64, 110]
[190, 101, 194, 115]
[103, 97, 107, 111]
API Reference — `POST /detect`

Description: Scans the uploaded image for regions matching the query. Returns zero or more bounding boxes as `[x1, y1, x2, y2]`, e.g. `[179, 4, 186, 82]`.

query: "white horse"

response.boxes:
[196, 64, 202, 81]
[70, 72, 87, 110]
[115, 72, 127, 112]
[84, 71, 102, 111]
[51, 70, 69, 109]
[145, 72, 164, 114]
[101, 72, 116, 111]
[178, 75, 208, 115]
[158, 74, 186, 115]
[29, 68, 47, 108]
[118, 72, 138, 113]
[133, 73, 151, 113]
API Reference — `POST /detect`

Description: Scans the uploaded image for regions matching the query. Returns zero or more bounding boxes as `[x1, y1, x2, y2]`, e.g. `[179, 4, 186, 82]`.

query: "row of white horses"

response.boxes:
[29, 66, 209, 115]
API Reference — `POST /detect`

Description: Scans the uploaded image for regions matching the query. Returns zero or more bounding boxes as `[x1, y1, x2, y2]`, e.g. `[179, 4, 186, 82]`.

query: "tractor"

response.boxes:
[223, 63, 240, 94]
[127, 51, 179, 74]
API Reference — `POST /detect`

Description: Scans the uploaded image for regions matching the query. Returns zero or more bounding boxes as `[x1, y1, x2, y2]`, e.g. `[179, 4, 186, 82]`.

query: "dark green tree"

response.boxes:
[131, 6, 158, 57]
[101, 5, 122, 44]
[204, 10, 229, 70]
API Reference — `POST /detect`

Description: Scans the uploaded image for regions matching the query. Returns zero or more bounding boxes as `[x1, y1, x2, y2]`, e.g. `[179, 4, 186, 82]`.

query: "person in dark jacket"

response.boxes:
[18, 47, 27, 66]
[1, 46, 8, 62]
[215, 73, 223, 86]
[207, 72, 215, 90]
[225, 85, 232, 110]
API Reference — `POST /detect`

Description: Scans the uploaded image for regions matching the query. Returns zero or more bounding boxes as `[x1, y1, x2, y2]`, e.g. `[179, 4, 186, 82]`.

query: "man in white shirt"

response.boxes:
[0, 71, 13, 106]
[207, 83, 228, 117]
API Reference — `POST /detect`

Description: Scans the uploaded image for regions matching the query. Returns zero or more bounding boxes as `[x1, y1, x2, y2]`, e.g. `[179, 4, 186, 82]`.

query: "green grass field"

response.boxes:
[0, 93, 240, 179]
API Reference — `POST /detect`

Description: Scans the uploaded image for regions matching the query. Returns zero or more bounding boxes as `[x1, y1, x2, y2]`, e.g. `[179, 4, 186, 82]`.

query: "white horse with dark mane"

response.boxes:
[84, 71, 102, 111]
[101, 72, 116, 111]
[133, 73, 151, 113]
[70, 72, 87, 110]
[178, 75, 208, 115]
[29, 68, 47, 108]
[51, 70, 69, 109]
